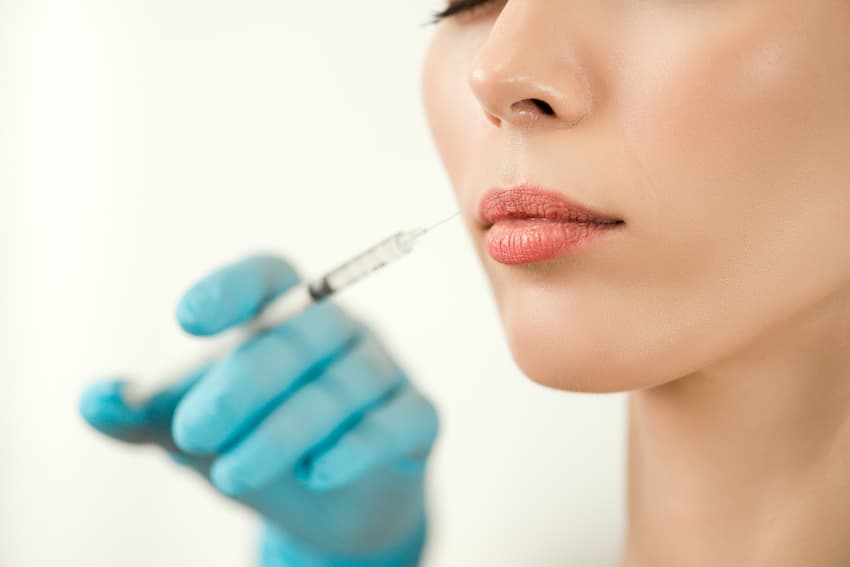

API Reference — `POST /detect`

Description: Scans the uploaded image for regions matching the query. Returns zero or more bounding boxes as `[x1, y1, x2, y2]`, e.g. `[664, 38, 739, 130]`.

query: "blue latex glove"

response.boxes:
[79, 255, 439, 566]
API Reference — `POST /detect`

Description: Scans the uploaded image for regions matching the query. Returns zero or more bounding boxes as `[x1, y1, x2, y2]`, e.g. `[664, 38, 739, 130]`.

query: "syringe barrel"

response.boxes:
[323, 231, 417, 292]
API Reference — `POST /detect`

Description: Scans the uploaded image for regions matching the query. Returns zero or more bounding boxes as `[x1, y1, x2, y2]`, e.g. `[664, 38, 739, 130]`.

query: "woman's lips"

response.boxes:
[478, 185, 624, 265]
[486, 219, 622, 264]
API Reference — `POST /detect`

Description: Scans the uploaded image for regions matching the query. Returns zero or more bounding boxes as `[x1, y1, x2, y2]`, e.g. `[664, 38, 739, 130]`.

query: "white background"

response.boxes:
[1, 1, 626, 565]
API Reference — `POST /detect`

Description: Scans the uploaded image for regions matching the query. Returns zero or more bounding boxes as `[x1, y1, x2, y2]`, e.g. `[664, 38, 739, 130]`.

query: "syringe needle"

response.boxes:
[423, 211, 461, 234]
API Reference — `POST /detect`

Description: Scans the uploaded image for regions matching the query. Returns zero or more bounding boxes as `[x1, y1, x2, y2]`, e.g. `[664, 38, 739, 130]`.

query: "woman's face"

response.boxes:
[421, 0, 850, 392]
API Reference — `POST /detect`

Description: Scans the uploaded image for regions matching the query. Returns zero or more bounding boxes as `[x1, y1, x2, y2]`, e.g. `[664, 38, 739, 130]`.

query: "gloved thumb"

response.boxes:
[79, 365, 208, 452]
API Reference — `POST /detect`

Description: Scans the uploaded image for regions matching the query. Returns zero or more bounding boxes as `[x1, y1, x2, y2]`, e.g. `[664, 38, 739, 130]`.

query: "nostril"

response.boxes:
[511, 98, 555, 117]
[531, 99, 554, 115]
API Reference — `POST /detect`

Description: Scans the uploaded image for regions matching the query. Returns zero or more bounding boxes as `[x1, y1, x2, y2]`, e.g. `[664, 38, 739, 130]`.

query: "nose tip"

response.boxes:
[466, 18, 592, 131]
[470, 67, 591, 129]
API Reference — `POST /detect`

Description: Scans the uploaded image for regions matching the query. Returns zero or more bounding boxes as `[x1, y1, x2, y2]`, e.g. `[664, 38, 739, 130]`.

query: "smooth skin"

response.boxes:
[80, 255, 437, 566]
[422, 0, 850, 565]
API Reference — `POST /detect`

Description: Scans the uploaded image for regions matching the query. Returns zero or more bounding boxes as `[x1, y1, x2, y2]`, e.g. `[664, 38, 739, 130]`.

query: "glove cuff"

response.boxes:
[257, 518, 427, 567]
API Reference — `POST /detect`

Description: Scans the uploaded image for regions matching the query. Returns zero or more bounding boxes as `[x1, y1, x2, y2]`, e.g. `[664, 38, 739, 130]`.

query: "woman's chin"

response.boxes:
[508, 343, 641, 394]
[500, 305, 667, 394]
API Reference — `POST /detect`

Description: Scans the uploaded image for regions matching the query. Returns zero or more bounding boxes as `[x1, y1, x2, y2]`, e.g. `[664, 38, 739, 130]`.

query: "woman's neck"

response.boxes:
[622, 286, 850, 566]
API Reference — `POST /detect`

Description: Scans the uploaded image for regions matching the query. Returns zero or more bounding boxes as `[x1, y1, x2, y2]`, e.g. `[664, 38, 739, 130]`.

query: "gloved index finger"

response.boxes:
[176, 254, 302, 337]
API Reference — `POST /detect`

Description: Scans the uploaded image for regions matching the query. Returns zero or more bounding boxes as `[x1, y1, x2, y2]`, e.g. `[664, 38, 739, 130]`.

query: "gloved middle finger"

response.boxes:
[171, 300, 363, 454]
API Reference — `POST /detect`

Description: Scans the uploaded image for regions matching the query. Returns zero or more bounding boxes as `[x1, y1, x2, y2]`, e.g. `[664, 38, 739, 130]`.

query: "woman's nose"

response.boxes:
[467, 5, 593, 130]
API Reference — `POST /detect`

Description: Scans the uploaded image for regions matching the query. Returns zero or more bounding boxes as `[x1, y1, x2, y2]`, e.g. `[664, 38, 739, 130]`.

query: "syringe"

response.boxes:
[122, 211, 461, 406]
[243, 210, 460, 335]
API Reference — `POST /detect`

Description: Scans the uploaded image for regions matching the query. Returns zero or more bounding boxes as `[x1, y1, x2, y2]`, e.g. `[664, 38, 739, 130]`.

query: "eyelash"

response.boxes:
[427, 0, 499, 25]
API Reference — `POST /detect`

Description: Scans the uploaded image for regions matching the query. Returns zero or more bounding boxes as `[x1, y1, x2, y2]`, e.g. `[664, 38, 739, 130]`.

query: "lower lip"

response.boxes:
[486, 218, 623, 265]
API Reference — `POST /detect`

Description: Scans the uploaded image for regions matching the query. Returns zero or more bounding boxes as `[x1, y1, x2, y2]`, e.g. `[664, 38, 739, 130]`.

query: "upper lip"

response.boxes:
[477, 184, 624, 227]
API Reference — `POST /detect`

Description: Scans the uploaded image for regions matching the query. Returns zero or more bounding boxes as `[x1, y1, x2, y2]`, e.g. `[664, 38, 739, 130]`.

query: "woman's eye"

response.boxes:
[427, 0, 499, 25]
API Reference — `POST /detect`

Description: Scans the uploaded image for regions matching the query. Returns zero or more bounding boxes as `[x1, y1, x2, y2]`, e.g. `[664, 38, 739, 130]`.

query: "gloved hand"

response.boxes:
[79, 254, 440, 567]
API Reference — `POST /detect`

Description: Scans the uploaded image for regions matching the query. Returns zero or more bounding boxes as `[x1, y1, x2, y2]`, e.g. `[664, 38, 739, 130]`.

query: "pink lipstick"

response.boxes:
[478, 185, 624, 265]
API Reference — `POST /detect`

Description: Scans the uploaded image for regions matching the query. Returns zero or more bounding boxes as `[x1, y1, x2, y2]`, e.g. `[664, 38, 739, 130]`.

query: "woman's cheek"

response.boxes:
[616, 4, 827, 245]
[421, 30, 487, 189]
